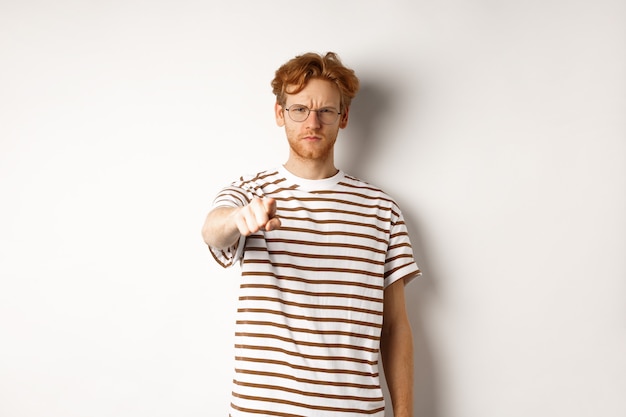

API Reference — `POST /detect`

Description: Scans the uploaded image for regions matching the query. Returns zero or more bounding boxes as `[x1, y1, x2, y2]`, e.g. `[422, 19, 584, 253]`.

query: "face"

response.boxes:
[275, 78, 349, 163]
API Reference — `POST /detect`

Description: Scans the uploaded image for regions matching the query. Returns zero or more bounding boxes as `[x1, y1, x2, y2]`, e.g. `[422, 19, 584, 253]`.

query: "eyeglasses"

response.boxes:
[284, 104, 341, 125]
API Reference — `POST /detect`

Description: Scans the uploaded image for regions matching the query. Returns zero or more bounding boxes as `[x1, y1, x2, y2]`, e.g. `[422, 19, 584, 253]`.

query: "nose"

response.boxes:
[305, 110, 321, 128]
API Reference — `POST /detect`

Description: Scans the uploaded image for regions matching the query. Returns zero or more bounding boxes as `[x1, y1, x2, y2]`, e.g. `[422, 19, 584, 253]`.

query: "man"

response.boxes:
[202, 52, 421, 417]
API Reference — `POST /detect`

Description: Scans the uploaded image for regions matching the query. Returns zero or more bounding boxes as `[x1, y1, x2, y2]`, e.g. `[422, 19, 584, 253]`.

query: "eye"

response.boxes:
[290, 105, 308, 114]
[319, 108, 337, 114]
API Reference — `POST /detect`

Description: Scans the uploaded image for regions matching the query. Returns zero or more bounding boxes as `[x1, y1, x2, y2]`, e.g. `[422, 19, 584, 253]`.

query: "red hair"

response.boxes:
[271, 52, 360, 110]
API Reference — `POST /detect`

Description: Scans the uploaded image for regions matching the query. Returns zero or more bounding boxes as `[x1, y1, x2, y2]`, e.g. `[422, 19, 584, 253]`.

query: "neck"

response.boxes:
[284, 156, 338, 180]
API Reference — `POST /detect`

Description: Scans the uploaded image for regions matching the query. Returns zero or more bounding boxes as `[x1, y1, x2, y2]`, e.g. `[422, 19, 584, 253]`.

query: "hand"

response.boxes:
[233, 197, 281, 236]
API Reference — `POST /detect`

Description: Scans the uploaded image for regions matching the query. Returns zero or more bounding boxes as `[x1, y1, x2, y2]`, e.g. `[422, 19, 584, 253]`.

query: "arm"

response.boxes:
[381, 278, 414, 417]
[201, 197, 281, 249]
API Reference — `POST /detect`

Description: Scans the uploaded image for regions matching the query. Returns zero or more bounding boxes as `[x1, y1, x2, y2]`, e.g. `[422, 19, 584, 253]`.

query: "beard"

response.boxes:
[288, 136, 336, 161]
[285, 126, 338, 162]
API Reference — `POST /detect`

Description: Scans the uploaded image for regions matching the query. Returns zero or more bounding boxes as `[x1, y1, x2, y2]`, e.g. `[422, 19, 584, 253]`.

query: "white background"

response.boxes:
[1, 1, 624, 416]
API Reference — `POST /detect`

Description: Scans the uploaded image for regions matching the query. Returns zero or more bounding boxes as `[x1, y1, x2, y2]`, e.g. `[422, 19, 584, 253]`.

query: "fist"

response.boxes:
[234, 197, 281, 236]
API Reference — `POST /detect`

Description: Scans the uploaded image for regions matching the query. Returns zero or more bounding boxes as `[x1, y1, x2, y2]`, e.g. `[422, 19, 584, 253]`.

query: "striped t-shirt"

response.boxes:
[209, 166, 421, 417]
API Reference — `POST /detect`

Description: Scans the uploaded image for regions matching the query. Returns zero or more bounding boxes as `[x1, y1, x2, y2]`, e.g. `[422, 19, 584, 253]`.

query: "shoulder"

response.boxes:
[232, 168, 280, 183]
[213, 168, 289, 208]
[229, 168, 284, 188]
[340, 173, 397, 205]
[221, 168, 296, 200]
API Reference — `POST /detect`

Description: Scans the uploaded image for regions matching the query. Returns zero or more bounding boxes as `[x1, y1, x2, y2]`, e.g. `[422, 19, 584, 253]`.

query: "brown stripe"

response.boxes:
[239, 284, 383, 304]
[234, 344, 378, 365]
[238, 170, 282, 188]
[261, 237, 387, 255]
[279, 206, 390, 223]
[217, 187, 249, 204]
[235, 357, 379, 377]
[238, 296, 382, 316]
[384, 261, 418, 279]
[234, 379, 383, 402]
[232, 392, 385, 414]
[269, 184, 300, 194]
[388, 242, 413, 251]
[276, 215, 389, 234]
[236, 320, 381, 342]
[274, 195, 391, 212]
[237, 308, 383, 329]
[276, 226, 388, 244]
[390, 230, 410, 239]
[245, 248, 385, 266]
[241, 271, 384, 290]
[385, 253, 416, 264]
[311, 188, 394, 205]
[338, 179, 393, 198]
[235, 368, 380, 389]
[235, 332, 379, 352]
[243, 259, 385, 278]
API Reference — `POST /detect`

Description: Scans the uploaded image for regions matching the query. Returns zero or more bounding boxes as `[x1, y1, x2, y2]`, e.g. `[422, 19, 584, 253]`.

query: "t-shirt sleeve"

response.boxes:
[383, 205, 422, 288]
[207, 185, 252, 268]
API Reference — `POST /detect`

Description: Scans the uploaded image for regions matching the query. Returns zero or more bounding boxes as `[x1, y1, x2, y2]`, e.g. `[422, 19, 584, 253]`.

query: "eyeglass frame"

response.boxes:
[283, 104, 343, 125]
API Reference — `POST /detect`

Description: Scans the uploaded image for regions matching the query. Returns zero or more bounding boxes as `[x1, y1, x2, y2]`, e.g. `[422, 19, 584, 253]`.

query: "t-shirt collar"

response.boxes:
[278, 165, 344, 192]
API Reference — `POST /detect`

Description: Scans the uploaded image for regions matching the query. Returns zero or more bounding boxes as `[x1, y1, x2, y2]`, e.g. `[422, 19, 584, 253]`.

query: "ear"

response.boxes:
[275, 102, 285, 127]
[339, 106, 350, 129]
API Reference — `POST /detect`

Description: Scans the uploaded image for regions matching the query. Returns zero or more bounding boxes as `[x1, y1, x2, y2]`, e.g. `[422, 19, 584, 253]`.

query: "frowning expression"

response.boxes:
[275, 78, 349, 162]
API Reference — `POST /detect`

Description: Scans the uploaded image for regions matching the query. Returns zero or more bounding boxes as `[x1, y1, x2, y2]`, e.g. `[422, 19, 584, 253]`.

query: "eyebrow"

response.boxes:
[288, 103, 340, 109]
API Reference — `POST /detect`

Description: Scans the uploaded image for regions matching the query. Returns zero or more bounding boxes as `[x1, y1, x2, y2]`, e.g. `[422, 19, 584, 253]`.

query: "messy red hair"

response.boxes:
[271, 52, 360, 110]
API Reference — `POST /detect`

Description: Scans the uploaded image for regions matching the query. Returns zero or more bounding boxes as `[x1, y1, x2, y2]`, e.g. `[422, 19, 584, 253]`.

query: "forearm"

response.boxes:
[201, 206, 242, 249]
[381, 320, 414, 417]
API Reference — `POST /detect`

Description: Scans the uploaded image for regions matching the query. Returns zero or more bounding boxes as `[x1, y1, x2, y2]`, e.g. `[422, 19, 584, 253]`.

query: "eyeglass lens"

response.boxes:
[286, 105, 340, 125]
